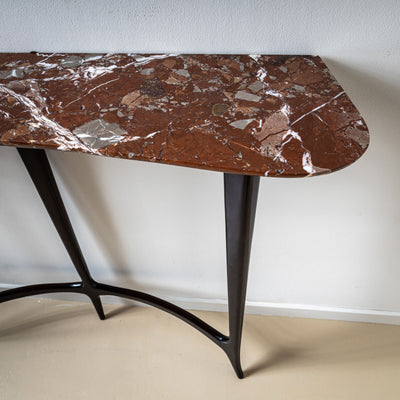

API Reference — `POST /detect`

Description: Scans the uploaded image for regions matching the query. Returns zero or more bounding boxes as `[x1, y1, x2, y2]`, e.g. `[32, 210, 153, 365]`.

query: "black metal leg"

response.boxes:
[1, 149, 260, 378]
[15, 148, 105, 320]
[222, 173, 260, 378]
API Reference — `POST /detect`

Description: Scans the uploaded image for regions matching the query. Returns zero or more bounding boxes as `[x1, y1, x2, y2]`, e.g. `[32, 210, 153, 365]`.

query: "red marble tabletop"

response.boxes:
[0, 53, 369, 177]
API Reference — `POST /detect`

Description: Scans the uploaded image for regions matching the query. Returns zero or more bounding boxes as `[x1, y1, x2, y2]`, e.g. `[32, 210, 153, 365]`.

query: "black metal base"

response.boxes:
[0, 148, 259, 379]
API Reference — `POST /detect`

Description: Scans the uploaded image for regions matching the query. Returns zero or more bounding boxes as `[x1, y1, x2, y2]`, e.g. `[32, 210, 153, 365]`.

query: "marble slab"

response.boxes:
[0, 53, 369, 177]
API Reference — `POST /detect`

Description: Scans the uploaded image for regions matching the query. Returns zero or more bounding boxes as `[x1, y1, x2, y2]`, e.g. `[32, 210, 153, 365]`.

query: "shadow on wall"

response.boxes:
[48, 151, 223, 300]
[48, 151, 127, 277]
[323, 58, 400, 310]
[323, 58, 400, 121]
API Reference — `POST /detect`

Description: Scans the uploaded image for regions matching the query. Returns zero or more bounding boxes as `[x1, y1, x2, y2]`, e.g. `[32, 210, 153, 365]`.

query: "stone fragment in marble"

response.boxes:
[248, 80, 264, 93]
[235, 91, 261, 102]
[121, 91, 141, 109]
[61, 55, 83, 68]
[73, 119, 127, 149]
[141, 68, 155, 76]
[230, 119, 255, 129]
[212, 103, 230, 116]
[175, 69, 190, 78]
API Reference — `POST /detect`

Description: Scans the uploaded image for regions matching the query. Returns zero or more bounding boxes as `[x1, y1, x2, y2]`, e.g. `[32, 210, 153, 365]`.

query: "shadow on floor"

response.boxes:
[244, 315, 400, 377]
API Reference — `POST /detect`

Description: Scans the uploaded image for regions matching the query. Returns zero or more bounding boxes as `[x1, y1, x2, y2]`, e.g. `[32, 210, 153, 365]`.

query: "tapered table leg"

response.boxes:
[222, 173, 260, 378]
[16, 148, 105, 320]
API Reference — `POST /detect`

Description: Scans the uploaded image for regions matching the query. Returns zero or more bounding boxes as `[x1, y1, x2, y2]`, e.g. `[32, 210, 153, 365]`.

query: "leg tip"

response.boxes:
[98, 312, 106, 321]
[90, 296, 105, 320]
[235, 367, 244, 379]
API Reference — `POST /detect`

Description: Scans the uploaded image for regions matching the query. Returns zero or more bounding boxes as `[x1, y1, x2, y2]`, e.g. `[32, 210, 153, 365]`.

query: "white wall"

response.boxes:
[1, 0, 399, 323]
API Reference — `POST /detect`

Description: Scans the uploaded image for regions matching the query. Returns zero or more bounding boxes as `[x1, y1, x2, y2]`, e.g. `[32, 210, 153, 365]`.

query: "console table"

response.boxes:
[0, 53, 369, 378]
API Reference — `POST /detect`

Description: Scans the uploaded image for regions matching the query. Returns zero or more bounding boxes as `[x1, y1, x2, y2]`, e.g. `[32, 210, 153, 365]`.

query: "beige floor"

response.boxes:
[0, 298, 400, 399]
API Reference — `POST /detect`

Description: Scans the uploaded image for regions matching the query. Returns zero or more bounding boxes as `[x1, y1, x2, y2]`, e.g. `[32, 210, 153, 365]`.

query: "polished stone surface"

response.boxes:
[0, 53, 369, 176]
